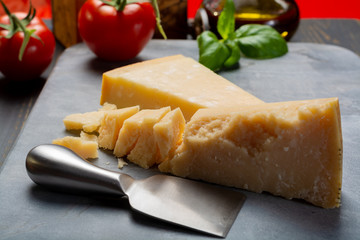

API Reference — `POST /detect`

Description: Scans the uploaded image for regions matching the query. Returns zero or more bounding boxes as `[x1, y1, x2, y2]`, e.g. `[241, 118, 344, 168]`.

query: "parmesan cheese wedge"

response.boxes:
[100, 55, 264, 121]
[159, 98, 343, 208]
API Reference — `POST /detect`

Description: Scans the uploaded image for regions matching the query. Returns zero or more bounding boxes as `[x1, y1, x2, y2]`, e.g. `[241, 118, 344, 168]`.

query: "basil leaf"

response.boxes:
[223, 39, 241, 68]
[197, 31, 230, 71]
[217, 0, 235, 40]
[234, 24, 288, 59]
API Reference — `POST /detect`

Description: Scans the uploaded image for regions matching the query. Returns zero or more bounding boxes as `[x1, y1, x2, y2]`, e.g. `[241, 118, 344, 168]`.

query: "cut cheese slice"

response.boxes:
[100, 55, 264, 121]
[154, 108, 186, 163]
[63, 111, 104, 132]
[52, 131, 98, 159]
[113, 107, 171, 168]
[159, 98, 343, 208]
[98, 106, 139, 150]
[63, 103, 117, 132]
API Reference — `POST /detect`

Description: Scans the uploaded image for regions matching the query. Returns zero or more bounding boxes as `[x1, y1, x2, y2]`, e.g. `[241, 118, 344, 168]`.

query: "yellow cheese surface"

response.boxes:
[52, 131, 98, 159]
[98, 106, 139, 150]
[113, 107, 171, 168]
[159, 98, 343, 208]
[100, 55, 264, 121]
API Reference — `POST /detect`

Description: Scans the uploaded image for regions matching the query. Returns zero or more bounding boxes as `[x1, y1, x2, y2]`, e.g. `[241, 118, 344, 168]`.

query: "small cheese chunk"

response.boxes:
[159, 98, 343, 208]
[63, 103, 117, 132]
[63, 111, 104, 132]
[100, 55, 264, 121]
[98, 106, 139, 150]
[52, 132, 98, 159]
[98, 102, 117, 111]
[113, 107, 171, 168]
[154, 108, 185, 163]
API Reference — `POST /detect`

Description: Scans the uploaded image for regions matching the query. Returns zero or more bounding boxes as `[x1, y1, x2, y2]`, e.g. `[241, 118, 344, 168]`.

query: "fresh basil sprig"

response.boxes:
[197, 0, 288, 72]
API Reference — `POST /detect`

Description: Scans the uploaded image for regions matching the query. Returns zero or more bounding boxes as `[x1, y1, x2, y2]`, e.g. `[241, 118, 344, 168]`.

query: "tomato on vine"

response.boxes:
[78, 0, 166, 61]
[0, 0, 55, 81]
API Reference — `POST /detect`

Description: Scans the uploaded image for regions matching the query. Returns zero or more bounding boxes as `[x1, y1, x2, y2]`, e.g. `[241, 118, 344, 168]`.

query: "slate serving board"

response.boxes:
[0, 40, 359, 240]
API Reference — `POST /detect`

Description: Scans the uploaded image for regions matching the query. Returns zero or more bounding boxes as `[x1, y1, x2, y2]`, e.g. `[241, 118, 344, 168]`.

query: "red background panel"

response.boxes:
[296, 0, 360, 19]
[0, 0, 51, 19]
[188, 0, 360, 19]
[0, 0, 359, 20]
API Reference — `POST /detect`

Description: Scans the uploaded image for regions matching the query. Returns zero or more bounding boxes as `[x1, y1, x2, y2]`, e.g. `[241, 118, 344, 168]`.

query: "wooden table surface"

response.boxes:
[0, 19, 359, 168]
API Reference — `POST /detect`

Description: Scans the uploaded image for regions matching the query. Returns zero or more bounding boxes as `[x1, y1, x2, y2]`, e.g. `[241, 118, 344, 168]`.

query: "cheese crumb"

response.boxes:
[118, 158, 128, 169]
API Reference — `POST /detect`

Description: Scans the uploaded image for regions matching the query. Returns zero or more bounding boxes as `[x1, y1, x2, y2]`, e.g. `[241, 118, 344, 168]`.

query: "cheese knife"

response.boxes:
[26, 144, 246, 237]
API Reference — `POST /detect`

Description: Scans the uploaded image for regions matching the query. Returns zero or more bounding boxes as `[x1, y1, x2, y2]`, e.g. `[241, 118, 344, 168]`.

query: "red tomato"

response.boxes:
[0, 12, 55, 81]
[78, 0, 156, 61]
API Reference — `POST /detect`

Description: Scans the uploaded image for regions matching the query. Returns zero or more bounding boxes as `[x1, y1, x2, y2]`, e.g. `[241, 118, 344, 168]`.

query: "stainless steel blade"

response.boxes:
[121, 174, 245, 237]
[26, 144, 246, 237]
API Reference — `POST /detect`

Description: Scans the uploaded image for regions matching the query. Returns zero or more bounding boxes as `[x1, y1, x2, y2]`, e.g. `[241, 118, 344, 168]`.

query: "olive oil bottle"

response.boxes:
[192, 0, 300, 40]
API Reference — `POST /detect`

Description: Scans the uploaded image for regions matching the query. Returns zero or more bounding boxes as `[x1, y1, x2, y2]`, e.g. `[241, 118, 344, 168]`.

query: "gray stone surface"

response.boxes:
[1, 40, 359, 239]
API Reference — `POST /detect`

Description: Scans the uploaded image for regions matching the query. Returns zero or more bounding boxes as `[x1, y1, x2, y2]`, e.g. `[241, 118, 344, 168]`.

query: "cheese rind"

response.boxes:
[52, 131, 98, 159]
[98, 106, 139, 150]
[113, 107, 171, 168]
[100, 55, 264, 121]
[159, 98, 343, 208]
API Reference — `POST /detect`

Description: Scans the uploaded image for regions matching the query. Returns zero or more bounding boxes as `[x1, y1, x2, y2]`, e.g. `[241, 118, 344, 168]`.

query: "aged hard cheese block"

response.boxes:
[159, 98, 343, 208]
[113, 107, 171, 168]
[100, 55, 264, 121]
[52, 131, 98, 159]
[98, 106, 139, 150]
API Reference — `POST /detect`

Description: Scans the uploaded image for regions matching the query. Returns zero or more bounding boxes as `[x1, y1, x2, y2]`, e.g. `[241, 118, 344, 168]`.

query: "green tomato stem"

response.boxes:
[117, 0, 167, 39]
[150, 0, 167, 39]
[100, 0, 127, 11]
[12, 17, 38, 61]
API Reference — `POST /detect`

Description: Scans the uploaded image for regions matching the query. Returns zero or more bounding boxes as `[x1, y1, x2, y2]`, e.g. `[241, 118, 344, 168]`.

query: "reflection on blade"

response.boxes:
[125, 175, 246, 237]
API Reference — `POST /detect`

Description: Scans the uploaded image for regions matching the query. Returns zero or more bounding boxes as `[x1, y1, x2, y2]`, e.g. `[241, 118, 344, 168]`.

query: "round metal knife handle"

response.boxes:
[26, 144, 133, 196]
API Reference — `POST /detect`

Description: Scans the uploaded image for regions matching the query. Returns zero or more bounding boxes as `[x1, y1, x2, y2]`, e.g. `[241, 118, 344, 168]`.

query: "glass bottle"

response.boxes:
[192, 0, 300, 41]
